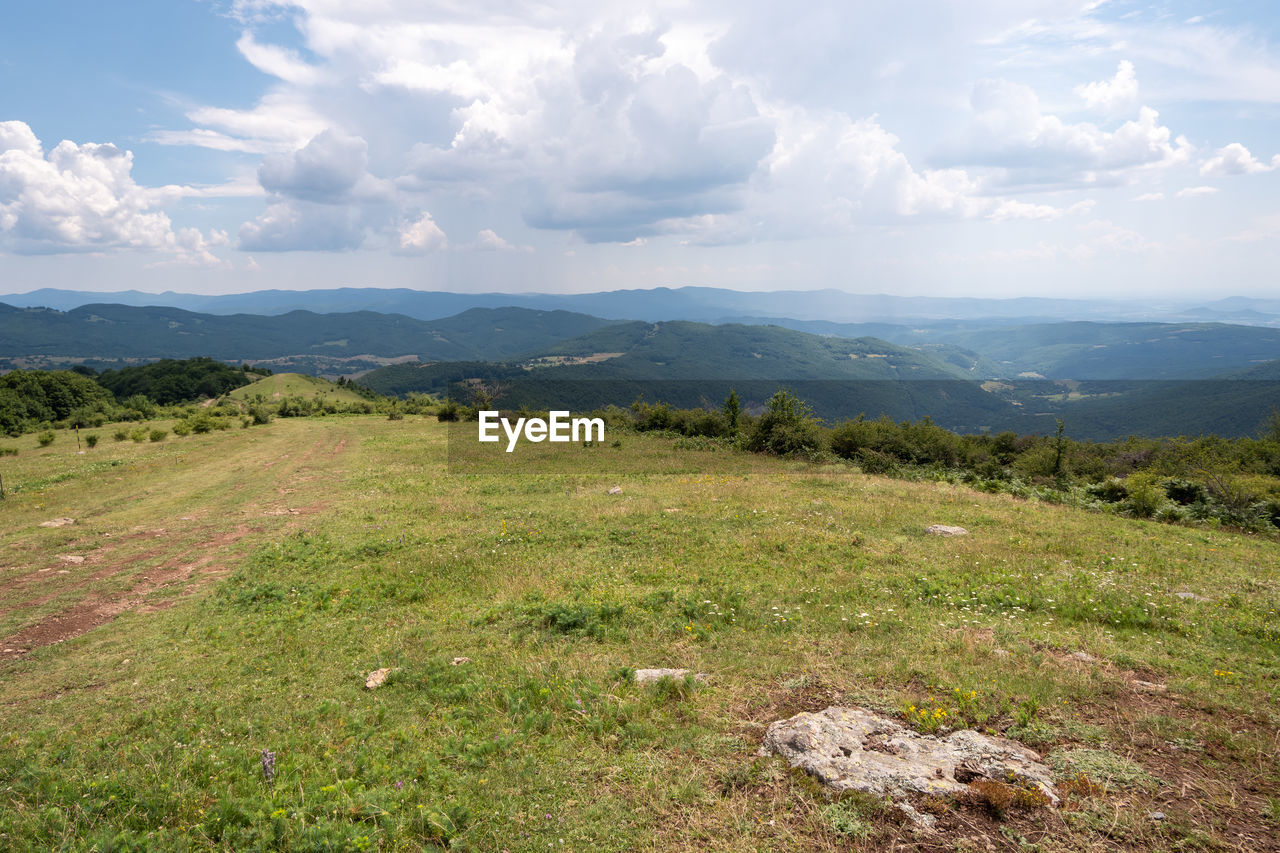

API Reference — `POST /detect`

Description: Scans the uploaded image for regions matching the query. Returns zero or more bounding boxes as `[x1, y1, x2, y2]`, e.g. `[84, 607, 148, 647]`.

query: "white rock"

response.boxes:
[759, 706, 1057, 806]
[365, 668, 393, 689]
[634, 668, 707, 685]
[38, 518, 75, 528]
[925, 524, 969, 537]
[608, 486, 623, 495]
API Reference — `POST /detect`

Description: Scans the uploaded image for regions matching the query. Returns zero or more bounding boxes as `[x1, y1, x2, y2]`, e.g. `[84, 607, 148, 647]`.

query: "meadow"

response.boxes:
[0, 414, 1277, 851]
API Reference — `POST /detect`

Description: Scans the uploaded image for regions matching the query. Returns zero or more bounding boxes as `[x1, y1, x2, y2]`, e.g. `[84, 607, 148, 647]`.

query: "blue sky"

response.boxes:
[1, 0, 1278, 298]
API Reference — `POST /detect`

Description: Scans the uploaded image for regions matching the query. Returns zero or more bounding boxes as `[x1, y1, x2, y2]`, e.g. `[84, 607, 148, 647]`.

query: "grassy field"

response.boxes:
[227, 373, 370, 405]
[0, 415, 1277, 851]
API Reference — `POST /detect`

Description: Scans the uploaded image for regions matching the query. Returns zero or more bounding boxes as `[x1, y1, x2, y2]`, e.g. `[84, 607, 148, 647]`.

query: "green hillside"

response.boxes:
[930, 322, 1280, 379]
[227, 373, 370, 404]
[0, 303, 612, 365]
[530, 321, 981, 380]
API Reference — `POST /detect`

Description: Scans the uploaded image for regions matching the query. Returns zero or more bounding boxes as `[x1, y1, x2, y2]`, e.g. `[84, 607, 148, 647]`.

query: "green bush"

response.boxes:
[745, 388, 822, 456]
[113, 429, 128, 442]
[0, 446, 17, 456]
[85, 434, 99, 448]
[172, 421, 192, 437]
[37, 431, 55, 447]
[149, 429, 167, 442]
[130, 428, 148, 443]
[1123, 472, 1166, 518]
[436, 399, 460, 422]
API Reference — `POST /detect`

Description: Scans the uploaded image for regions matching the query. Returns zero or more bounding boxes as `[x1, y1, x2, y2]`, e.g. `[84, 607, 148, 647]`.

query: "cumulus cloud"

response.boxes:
[1199, 143, 1279, 176]
[239, 200, 367, 251]
[1075, 60, 1139, 115]
[258, 130, 389, 203]
[1176, 185, 1219, 198]
[405, 26, 778, 242]
[945, 78, 1191, 188]
[397, 212, 447, 252]
[146, 1, 1268, 262]
[0, 120, 174, 254]
[464, 228, 531, 252]
[238, 130, 397, 251]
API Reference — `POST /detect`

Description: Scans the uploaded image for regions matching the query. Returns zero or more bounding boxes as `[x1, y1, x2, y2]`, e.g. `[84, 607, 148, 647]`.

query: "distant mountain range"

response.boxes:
[5, 286, 1280, 326]
[2, 299, 1277, 440]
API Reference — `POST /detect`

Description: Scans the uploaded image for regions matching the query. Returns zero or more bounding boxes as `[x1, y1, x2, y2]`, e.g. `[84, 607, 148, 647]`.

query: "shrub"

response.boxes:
[0, 446, 17, 456]
[1123, 472, 1166, 518]
[745, 388, 822, 456]
[172, 421, 192, 437]
[37, 431, 55, 447]
[85, 434, 99, 448]
[249, 406, 272, 426]
[1086, 477, 1128, 503]
[113, 429, 128, 442]
[130, 428, 148, 443]
[436, 399, 460, 422]
[149, 429, 167, 442]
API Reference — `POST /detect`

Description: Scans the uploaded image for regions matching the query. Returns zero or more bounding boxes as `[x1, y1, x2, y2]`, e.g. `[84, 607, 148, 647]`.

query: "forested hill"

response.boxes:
[0, 304, 612, 362]
[526, 321, 985, 380]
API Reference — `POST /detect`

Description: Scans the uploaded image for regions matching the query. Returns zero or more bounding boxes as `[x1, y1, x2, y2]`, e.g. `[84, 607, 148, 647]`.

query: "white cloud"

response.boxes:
[1133, 191, 1164, 201]
[0, 121, 174, 254]
[239, 200, 367, 251]
[1199, 143, 1279, 176]
[1176, 185, 1219, 198]
[258, 130, 389, 203]
[1075, 60, 1139, 115]
[470, 228, 530, 252]
[953, 79, 1192, 188]
[397, 212, 448, 252]
[150, 93, 328, 154]
[237, 31, 324, 86]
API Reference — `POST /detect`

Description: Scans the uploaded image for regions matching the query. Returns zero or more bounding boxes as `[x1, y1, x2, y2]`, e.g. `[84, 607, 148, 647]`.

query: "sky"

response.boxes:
[1, 0, 1278, 298]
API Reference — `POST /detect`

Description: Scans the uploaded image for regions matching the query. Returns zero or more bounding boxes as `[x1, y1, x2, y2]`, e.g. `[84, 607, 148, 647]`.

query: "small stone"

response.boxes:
[608, 486, 623, 495]
[925, 524, 968, 537]
[993, 649, 1011, 658]
[365, 668, 393, 689]
[1173, 592, 1210, 602]
[1069, 651, 1099, 663]
[39, 518, 75, 528]
[451, 657, 471, 666]
[1133, 680, 1167, 694]
[1148, 811, 1166, 821]
[57, 555, 86, 564]
[634, 668, 707, 685]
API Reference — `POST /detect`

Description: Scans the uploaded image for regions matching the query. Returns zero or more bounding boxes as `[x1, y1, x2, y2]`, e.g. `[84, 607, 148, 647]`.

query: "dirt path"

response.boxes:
[0, 420, 356, 660]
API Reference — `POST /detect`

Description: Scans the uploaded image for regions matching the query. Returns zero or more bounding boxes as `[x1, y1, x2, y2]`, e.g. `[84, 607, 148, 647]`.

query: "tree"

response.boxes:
[722, 388, 741, 434]
[745, 388, 822, 456]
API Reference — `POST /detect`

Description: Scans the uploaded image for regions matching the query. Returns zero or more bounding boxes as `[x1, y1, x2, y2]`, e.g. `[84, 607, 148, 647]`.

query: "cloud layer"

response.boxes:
[6, 1, 1280, 296]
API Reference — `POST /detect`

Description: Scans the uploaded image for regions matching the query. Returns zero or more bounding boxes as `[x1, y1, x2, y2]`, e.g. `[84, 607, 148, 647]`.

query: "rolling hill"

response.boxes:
[0, 303, 613, 371]
[226, 373, 371, 404]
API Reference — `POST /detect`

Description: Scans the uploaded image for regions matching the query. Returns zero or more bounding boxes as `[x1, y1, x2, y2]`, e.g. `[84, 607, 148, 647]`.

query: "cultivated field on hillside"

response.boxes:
[1, 417, 1277, 851]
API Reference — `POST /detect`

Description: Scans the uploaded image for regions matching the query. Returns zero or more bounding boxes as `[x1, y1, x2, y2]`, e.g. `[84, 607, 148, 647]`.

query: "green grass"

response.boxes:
[1, 416, 1278, 851]
[227, 373, 369, 405]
